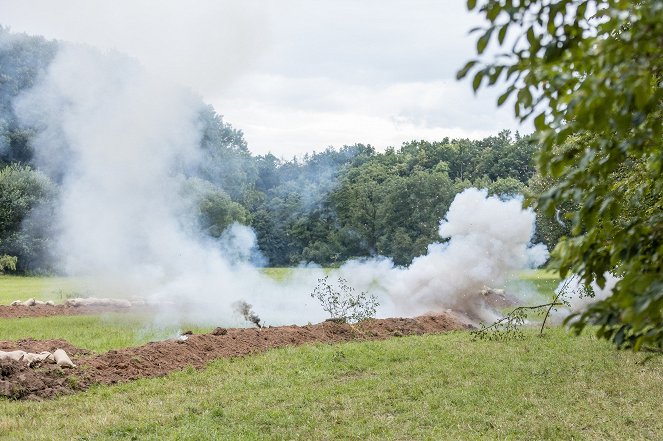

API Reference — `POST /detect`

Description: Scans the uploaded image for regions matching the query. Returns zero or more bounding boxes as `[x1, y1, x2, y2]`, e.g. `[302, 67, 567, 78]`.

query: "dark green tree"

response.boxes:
[0, 164, 57, 272]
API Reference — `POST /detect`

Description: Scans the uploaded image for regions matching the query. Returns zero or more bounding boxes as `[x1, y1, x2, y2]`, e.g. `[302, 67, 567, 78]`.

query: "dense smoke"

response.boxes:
[13, 43, 548, 327]
[340, 188, 548, 322]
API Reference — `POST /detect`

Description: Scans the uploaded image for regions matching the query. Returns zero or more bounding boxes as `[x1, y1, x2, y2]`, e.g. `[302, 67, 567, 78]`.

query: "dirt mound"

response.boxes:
[0, 313, 470, 400]
[0, 304, 151, 318]
[0, 340, 91, 400]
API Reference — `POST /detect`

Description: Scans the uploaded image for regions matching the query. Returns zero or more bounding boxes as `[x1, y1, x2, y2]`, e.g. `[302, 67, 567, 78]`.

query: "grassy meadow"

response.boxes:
[0, 329, 661, 440]
[0, 313, 212, 353]
[0, 275, 84, 304]
[4, 270, 658, 440]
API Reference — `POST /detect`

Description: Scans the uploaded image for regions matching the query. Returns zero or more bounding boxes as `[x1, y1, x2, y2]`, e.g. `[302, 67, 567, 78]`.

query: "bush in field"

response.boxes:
[311, 276, 378, 324]
[0, 254, 17, 273]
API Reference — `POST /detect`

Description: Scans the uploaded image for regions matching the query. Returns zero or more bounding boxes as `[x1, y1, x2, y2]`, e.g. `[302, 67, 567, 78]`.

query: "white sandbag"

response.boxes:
[65, 297, 131, 308]
[23, 298, 36, 306]
[34, 300, 46, 306]
[10, 300, 22, 306]
[0, 350, 26, 362]
[22, 351, 52, 367]
[52, 348, 76, 368]
[45, 300, 55, 306]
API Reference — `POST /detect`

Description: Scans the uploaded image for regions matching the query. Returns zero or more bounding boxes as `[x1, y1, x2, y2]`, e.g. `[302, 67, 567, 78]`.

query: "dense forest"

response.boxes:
[0, 27, 566, 273]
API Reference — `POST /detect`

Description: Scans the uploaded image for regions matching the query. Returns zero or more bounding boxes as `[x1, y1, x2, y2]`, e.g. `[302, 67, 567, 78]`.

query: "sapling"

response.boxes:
[311, 276, 378, 324]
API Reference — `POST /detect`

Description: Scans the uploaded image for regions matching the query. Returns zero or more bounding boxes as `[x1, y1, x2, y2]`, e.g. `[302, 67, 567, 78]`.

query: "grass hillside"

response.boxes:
[1, 329, 661, 440]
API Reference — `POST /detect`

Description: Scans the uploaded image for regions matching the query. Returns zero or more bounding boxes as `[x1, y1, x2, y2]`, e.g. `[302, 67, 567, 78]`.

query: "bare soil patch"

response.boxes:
[0, 313, 470, 400]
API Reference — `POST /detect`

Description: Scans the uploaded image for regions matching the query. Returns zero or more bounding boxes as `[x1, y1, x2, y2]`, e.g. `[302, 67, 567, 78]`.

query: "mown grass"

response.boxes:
[0, 329, 661, 440]
[0, 314, 211, 352]
[0, 275, 84, 304]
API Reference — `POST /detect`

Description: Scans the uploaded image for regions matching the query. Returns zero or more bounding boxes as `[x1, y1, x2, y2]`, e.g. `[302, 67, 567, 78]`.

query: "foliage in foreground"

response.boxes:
[462, 0, 663, 349]
[1, 329, 662, 440]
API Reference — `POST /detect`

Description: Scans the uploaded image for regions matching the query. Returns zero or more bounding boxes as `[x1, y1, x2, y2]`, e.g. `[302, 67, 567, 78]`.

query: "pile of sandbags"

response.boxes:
[9, 298, 55, 306]
[479, 287, 506, 297]
[0, 348, 76, 368]
[64, 297, 132, 308]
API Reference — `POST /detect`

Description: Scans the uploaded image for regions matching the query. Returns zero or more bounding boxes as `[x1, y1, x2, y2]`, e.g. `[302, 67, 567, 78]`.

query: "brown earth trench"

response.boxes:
[0, 312, 471, 401]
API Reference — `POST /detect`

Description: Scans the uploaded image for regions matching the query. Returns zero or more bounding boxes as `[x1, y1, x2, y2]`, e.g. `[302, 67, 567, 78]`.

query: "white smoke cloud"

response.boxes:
[218, 222, 267, 267]
[561, 273, 618, 314]
[14, 44, 547, 328]
[340, 188, 548, 322]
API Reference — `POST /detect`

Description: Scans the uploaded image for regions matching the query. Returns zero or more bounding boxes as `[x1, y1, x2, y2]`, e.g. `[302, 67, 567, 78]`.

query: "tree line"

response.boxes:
[0, 27, 564, 273]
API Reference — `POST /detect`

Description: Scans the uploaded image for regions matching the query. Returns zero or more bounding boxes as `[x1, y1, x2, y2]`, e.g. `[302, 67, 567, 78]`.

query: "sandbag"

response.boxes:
[9, 298, 54, 306]
[22, 351, 52, 367]
[0, 350, 26, 362]
[65, 297, 131, 308]
[52, 349, 76, 368]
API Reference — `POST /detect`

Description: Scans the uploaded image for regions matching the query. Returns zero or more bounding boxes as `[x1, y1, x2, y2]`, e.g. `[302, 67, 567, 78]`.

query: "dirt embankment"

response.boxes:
[0, 313, 470, 400]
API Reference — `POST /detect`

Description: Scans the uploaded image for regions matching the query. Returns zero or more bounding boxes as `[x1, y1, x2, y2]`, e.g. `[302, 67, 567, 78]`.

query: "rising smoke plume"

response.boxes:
[14, 42, 548, 327]
[339, 188, 548, 322]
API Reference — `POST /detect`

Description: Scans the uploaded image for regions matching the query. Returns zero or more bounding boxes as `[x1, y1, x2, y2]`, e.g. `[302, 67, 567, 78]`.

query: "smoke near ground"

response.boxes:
[340, 188, 548, 322]
[13, 43, 548, 327]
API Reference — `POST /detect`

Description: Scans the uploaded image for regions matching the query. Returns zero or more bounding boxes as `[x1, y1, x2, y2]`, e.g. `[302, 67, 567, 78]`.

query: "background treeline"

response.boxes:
[0, 27, 566, 273]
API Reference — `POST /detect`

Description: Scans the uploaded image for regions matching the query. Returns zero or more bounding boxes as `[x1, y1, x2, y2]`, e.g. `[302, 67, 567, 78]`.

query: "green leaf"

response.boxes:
[534, 112, 546, 130]
[497, 87, 514, 106]
[456, 60, 478, 80]
[477, 28, 494, 55]
[498, 25, 508, 44]
[472, 71, 485, 92]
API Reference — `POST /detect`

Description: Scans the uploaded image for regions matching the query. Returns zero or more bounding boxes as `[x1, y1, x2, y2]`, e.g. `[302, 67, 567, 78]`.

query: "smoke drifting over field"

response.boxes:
[14, 44, 547, 326]
[340, 189, 548, 322]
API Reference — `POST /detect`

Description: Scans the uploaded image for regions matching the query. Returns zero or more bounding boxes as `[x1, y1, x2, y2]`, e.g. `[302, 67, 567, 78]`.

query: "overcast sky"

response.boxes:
[0, 0, 528, 158]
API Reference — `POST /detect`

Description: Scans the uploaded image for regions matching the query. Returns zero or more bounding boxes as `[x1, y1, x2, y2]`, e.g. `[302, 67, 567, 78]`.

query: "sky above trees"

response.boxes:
[0, 0, 527, 157]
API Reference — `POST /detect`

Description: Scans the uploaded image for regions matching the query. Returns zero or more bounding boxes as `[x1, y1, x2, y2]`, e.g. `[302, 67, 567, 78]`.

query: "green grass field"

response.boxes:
[4, 271, 657, 440]
[1, 329, 661, 440]
[0, 313, 212, 352]
[0, 275, 89, 304]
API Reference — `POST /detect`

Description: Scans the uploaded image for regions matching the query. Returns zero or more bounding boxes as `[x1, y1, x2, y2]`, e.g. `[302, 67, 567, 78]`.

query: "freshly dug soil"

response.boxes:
[0, 313, 470, 400]
[0, 339, 91, 400]
[0, 304, 150, 319]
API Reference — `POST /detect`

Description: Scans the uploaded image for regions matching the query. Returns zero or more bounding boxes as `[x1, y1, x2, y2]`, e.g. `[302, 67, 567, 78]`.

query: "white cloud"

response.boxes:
[0, 0, 528, 157]
[215, 74, 524, 156]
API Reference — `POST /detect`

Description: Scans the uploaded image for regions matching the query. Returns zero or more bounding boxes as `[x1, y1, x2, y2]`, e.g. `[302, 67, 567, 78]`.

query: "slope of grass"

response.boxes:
[0, 314, 211, 352]
[0, 329, 661, 440]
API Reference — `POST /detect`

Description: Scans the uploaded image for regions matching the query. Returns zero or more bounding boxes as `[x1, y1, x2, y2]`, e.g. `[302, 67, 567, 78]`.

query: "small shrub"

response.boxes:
[311, 276, 378, 324]
[0, 255, 17, 274]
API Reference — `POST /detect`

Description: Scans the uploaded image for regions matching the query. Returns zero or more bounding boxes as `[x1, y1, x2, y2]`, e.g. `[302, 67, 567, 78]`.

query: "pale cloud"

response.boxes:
[0, 0, 528, 158]
[215, 74, 522, 156]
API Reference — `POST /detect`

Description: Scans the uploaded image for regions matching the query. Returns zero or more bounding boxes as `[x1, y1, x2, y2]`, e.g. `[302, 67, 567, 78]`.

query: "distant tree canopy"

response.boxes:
[0, 26, 551, 274]
[462, 0, 662, 349]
